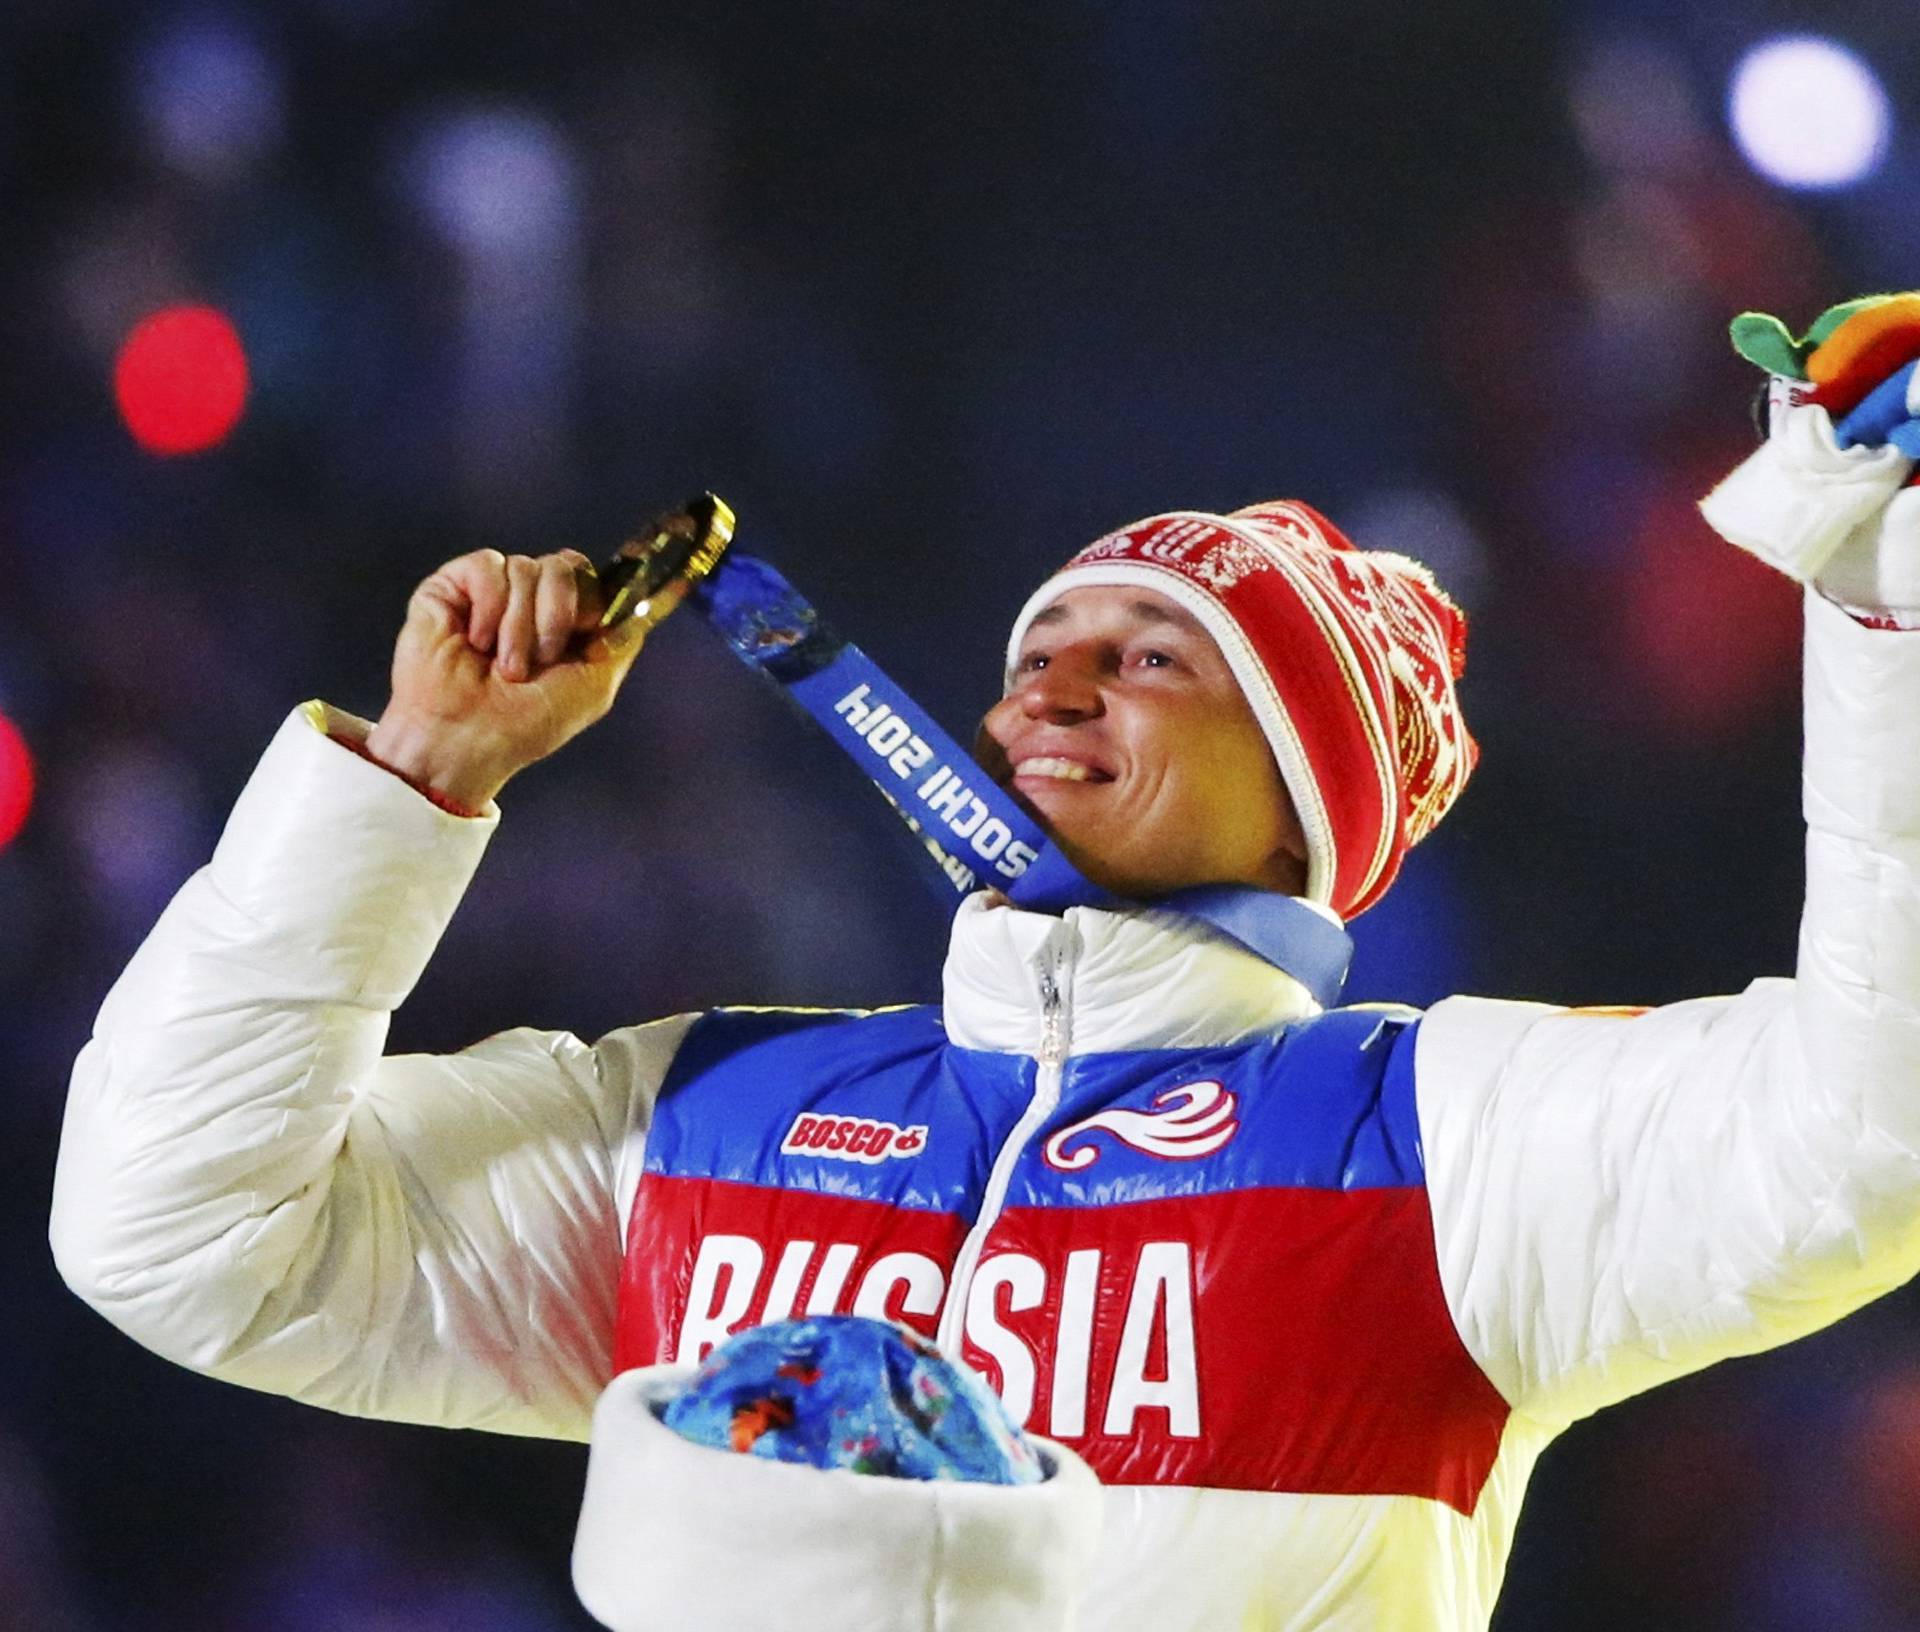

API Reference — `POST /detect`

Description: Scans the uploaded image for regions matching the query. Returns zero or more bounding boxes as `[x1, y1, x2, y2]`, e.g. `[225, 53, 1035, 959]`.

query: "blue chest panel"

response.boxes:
[645, 1003, 1425, 1211]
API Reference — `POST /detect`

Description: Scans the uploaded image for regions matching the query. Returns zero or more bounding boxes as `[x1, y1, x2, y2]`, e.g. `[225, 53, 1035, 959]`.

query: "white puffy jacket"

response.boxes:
[50, 588, 1920, 1631]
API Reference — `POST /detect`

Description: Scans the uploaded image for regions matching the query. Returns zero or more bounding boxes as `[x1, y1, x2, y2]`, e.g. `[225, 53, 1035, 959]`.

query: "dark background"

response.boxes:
[6, 0, 1920, 1626]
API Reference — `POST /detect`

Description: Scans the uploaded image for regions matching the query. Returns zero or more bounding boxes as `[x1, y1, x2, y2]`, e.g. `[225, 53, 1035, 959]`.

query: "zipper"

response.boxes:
[937, 937, 1072, 1354]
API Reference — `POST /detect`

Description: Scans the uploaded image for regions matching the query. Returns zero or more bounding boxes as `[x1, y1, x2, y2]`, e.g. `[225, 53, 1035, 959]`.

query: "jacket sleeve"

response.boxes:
[49, 702, 697, 1442]
[1417, 590, 1920, 1429]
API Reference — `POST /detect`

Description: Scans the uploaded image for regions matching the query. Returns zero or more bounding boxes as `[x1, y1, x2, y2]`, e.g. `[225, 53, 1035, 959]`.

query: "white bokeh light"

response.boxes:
[1728, 35, 1891, 190]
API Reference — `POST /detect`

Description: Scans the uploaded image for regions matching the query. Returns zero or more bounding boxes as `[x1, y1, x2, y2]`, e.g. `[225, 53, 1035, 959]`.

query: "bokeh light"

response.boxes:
[1346, 486, 1491, 613]
[130, 15, 285, 186]
[405, 106, 580, 257]
[1728, 36, 1891, 190]
[112, 304, 250, 455]
[399, 104, 583, 522]
[1571, 38, 1707, 178]
[0, 711, 34, 852]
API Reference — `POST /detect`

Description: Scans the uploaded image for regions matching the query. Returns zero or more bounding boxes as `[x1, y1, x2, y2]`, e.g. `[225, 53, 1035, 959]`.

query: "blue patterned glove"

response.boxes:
[660, 1315, 1044, 1485]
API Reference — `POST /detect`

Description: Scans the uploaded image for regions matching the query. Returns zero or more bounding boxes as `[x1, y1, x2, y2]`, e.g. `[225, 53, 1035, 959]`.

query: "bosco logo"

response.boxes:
[781, 1112, 928, 1164]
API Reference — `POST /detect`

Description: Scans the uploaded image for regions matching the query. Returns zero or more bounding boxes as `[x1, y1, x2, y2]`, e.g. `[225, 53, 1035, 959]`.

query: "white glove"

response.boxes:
[1699, 400, 1913, 583]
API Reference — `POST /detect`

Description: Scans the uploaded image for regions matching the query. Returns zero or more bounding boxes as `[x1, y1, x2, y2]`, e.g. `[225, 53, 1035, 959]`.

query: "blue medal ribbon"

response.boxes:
[690, 554, 1353, 1008]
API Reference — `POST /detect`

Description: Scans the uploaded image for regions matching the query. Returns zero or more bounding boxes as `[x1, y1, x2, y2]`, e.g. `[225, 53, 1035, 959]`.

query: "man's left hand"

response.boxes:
[1701, 294, 1920, 594]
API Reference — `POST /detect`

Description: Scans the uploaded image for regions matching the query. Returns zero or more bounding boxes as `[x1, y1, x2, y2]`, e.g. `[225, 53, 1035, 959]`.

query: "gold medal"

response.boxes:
[595, 492, 736, 635]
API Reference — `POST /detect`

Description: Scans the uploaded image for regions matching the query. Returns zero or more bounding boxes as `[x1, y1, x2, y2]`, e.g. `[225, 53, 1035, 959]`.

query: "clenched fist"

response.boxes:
[363, 547, 648, 809]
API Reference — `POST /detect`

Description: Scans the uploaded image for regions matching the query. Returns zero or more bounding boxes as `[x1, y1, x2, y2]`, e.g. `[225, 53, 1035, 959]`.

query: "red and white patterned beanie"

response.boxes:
[1005, 500, 1477, 920]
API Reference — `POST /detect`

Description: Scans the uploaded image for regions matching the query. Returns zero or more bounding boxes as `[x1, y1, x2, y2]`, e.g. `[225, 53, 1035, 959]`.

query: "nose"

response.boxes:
[1012, 642, 1106, 724]
[980, 640, 1107, 774]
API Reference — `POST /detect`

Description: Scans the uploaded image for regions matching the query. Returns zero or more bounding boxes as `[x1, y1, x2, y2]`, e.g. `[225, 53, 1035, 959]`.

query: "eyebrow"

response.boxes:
[1028, 598, 1204, 633]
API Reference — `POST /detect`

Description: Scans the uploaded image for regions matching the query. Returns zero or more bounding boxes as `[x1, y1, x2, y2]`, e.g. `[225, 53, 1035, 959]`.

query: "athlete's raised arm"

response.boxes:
[1416, 311, 1920, 1427]
[50, 548, 685, 1440]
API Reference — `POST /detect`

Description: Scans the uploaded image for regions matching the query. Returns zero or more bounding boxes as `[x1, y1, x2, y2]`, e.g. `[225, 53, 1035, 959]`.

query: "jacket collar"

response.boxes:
[940, 892, 1320, 1057]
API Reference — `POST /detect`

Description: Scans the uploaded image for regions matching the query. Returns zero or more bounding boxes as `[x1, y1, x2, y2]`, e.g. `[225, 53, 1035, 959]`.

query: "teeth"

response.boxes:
[1016, 757, 1096, 782]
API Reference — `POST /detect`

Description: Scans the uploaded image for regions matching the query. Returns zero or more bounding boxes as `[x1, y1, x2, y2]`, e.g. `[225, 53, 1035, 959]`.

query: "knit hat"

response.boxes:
[1005, 501, 1476, 920]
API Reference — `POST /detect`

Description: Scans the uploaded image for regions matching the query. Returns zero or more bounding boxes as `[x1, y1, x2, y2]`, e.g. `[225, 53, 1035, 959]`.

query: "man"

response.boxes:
[49, 324, 1920, 1630]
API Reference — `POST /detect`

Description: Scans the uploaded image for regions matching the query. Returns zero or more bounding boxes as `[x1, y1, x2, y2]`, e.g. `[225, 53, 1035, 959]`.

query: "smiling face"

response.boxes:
[977, 586, 1306, 899]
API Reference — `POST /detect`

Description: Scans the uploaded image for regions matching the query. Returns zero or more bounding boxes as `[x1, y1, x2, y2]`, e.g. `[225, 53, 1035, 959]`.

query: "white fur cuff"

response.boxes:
[573, 1366, 1103, 1632]
[1699, 405, 1912, 582]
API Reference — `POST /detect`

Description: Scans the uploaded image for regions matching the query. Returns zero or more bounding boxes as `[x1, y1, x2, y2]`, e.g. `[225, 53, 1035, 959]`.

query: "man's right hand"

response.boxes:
[362, 548, 648, 809]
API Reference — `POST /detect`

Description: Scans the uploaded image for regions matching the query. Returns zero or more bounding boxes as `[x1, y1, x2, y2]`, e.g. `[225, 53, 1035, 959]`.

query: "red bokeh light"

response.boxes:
[0, 710, 33, 852]
[113, 304, 250, 456]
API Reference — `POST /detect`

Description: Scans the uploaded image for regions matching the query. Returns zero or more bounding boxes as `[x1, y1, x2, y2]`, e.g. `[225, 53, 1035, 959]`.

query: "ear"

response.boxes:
[1261, 776, 1310, 895]
[1258, 848, 1309, 899]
